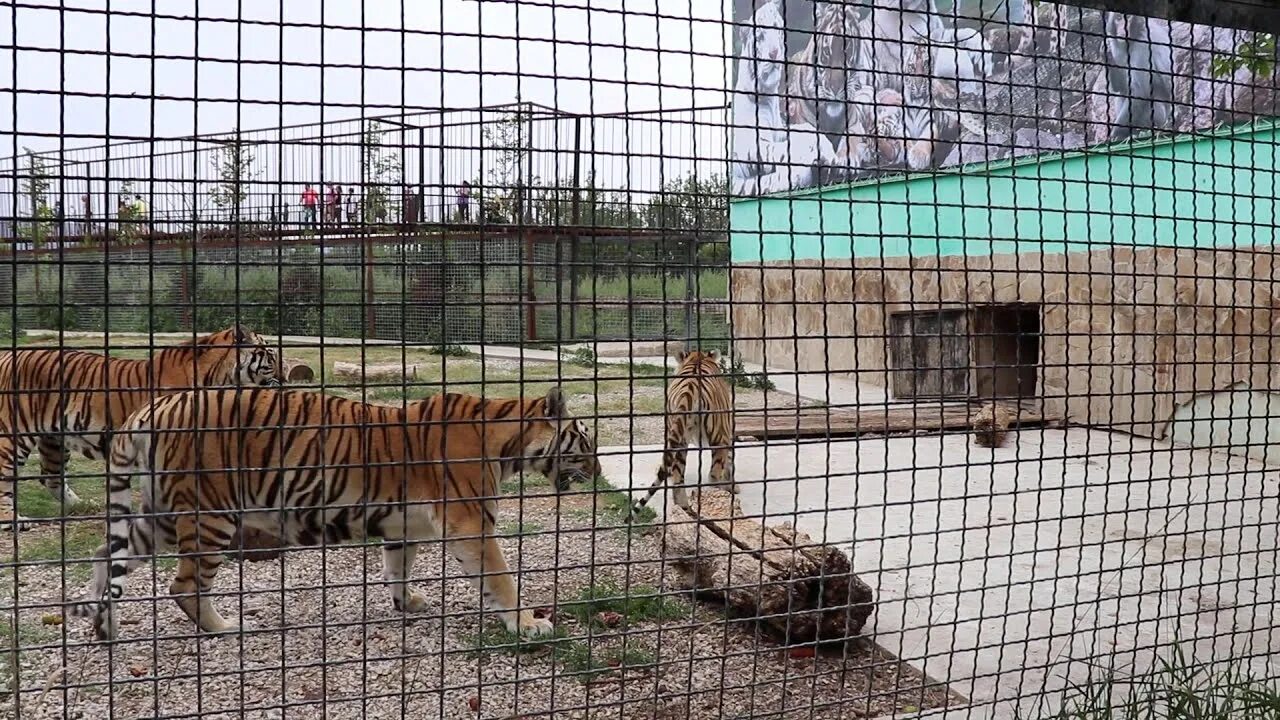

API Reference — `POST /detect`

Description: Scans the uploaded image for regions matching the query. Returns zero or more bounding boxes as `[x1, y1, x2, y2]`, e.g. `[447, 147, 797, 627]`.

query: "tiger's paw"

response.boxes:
[393, 591, 429, 614]
[60, 487, 83, 507]
[0, 510, 35, 531]
[513, 611, 555, 638]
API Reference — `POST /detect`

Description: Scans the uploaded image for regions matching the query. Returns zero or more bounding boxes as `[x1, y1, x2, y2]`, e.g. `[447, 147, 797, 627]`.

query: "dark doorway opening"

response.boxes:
[971, 303, 1040, 400]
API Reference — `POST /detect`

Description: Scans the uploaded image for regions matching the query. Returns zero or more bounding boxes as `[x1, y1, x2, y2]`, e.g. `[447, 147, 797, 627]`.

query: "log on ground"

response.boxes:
[659, 489, 874, 644]
[279, 359, 316, 384]
[331, 360, 421, 382]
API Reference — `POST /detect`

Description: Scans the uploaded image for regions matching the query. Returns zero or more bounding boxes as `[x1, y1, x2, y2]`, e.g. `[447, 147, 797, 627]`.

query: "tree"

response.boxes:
[361, 121, 402, 224]
[642, 173, 728, 234]
[477, 105, 534, 223]
[208, 132, 259, 221]
[116, 179, 142, 245]
[1213, 33, 1277, 78]
[17, 148, 53, 249]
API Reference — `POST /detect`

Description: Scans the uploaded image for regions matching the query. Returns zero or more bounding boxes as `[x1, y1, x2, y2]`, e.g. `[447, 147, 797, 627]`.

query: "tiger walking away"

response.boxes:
[629, 349, 736, 521]
[69, 385, 600, 641]
[0, 325, 280, 529]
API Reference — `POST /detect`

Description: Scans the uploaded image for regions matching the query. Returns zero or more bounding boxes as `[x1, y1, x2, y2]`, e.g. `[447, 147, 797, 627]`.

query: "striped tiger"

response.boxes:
[69, 385, 599, 641]
[629, 349, 736, 520]
[0, 325, 280, 528]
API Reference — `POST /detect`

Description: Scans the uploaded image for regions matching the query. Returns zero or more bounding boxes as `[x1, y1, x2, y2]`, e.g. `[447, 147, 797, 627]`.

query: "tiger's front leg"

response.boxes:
[445, 514, 552, 637]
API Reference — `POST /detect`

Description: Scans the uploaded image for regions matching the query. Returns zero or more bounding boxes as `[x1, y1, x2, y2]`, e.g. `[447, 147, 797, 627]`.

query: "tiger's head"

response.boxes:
[192, 325, 281, 388]
[675, 348, 721, 375]
[525, 387, 601, 491]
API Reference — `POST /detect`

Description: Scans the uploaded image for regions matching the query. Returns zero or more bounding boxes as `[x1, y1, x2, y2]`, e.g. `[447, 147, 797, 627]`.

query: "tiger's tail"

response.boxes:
[627, 413, 690, 522]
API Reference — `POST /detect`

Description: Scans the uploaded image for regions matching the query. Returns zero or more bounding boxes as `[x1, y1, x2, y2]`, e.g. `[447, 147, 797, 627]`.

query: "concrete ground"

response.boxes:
[600, 428, 1280, 719]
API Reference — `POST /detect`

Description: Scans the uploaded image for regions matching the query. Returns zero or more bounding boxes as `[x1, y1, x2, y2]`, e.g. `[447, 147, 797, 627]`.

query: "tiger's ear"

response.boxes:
[233, 324, 251, 344]
[706, 349, 719, 361]
[543, 386, 568, 419]
[675, 349, 689, 364]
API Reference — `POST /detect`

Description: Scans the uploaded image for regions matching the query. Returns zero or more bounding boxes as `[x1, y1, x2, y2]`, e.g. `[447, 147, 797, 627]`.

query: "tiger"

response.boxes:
[68, 385, 599, 641]
[0, 325, 280, 528]
[629, 349, 735, 520]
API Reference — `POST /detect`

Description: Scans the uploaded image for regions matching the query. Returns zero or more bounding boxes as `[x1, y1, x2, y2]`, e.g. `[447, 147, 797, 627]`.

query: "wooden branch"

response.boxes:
[660, 489, 875, 644]
[331, 361, 420, 382]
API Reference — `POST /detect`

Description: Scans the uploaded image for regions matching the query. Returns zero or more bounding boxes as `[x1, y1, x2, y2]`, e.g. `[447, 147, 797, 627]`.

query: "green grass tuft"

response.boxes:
[561, 346, 598, 368]
[718, 354, 775, 392]
[590, 475, 656, 527]
[497, 521, 545, 537]
[562, 577, 690, 629]
[463, 624, 571, 659]
[1035, 645, 1280, 720]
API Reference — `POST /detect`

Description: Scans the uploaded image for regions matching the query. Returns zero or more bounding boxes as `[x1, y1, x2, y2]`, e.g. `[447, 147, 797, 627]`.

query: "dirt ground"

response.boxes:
[3, 481, 956, 720]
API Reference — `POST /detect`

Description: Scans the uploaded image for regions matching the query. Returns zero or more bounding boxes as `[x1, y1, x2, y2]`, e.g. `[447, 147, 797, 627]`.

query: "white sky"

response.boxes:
[0, 0, 733, 157]
[0, 0, 737, 222]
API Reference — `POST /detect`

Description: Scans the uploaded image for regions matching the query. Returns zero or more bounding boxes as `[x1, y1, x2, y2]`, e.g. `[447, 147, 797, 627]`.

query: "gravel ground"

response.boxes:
[4, 487, 957, 720]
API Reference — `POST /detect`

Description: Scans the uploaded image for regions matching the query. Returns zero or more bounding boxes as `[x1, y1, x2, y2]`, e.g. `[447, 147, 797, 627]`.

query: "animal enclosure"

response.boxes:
[2, 1, 1280, 719]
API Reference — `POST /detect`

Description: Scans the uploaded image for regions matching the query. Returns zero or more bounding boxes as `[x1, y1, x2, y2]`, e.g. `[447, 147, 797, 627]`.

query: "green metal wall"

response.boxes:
[730, 122, 1280, 263]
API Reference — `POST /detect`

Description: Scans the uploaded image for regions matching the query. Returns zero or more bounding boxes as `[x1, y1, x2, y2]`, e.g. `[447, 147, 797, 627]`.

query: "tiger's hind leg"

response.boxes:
[660, 413, 692, 510]
[382, 540, 428, 613]
[37, 435, 82, 509]
[708, 436, 737, 496]
[0, 434, 36, 530]
[171, 513, 240, 635]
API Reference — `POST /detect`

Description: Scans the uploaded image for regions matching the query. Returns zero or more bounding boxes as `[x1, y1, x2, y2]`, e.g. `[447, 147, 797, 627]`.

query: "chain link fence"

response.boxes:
[0, 1, 1278, 719]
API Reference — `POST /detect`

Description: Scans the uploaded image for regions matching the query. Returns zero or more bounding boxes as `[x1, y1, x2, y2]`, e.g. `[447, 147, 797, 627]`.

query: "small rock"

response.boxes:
[40, 614, 62, 626]
[467, 695, 481, 713]
[127, 664, 147, 678]
[596, 611, 623, 628]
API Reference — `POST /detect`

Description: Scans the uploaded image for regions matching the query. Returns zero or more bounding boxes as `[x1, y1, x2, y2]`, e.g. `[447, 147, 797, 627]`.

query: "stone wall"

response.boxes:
[730, 246, 1280, 438]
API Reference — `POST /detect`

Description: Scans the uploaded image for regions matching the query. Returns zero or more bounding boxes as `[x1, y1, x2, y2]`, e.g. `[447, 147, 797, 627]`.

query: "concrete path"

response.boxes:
[599, 429, 1280, 718]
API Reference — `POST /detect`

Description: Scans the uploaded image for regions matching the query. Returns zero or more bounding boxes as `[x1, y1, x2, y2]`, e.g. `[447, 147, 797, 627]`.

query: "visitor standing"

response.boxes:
[301, 184, 318, 224]
[456, 180, 471, 222]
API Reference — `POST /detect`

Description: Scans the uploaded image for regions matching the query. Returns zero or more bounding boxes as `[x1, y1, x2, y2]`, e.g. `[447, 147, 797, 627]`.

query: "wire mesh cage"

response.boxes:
[1, 1, 1279, 719]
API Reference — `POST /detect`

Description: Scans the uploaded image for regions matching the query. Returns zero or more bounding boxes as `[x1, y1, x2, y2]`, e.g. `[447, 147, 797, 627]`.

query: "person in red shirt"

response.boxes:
[301, 184, 319, 224]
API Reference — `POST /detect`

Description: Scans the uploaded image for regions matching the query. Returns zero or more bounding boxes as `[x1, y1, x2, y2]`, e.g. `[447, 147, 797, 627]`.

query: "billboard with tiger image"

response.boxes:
[730, 0, 1278, 196]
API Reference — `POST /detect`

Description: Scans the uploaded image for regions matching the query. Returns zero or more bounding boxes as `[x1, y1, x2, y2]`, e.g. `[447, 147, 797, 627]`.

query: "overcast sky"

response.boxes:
[0, 0, 735, 220]
[0, 0, 733, 156]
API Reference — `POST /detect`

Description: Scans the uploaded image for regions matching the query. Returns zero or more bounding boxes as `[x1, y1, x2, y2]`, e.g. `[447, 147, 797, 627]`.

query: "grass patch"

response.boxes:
[588, 476, 656, 527]
[16, 521, 105, 583]
[14, 455, 107, 520]
[562, 577, 690, 629]
[554, 640, 611, 681]
[497, 521, 545, 537]
[1038, 647, 1280, 720]
[463, 624, 571, 659]
[555, 641, 657, 682]
[499, 472, 552, 495]
[429, 344, 472, 358]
